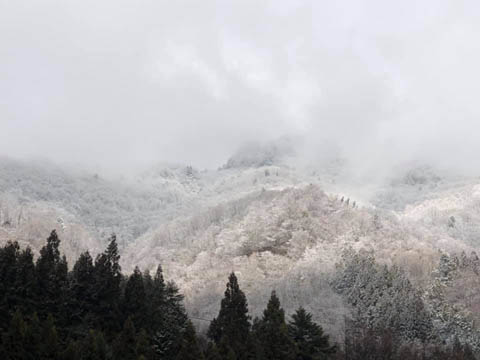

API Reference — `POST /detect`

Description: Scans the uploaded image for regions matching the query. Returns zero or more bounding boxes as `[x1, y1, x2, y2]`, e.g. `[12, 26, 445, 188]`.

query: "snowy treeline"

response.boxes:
[4, 156, 480, 350]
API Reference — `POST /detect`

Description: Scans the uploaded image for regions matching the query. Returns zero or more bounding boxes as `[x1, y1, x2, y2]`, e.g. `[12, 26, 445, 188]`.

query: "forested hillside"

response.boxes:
[3, 156, 480, 356]
[0, 233, 477, 359]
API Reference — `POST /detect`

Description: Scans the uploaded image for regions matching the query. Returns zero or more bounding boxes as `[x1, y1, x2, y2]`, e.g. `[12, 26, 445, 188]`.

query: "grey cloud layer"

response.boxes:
[1, 0, 480, 173]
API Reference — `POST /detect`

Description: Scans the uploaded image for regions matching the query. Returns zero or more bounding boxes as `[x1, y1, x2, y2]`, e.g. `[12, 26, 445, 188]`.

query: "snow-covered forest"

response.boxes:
[3, 0, 480, 358]
[3, 151, 480, 357]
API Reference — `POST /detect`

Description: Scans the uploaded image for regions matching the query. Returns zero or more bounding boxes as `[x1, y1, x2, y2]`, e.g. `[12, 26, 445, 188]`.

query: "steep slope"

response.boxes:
[122, 184, 474, 339]
[0, 157, 189, 247]
[4, 155, 480, 346]
[0, 194, 99, 264]
[0, 153, 333, 259]
[401, 183, 480, 248]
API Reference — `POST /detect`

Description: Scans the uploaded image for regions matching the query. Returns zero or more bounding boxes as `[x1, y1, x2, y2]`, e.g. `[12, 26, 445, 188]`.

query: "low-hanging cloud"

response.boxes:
[1, 0, 480, 174]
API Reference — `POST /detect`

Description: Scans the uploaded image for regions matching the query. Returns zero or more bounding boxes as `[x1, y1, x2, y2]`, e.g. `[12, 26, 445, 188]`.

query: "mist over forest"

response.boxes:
[2, 0, 480, 359]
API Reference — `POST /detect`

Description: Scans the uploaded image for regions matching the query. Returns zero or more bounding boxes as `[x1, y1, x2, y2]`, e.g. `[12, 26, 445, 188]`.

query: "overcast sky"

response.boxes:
[1, 0, 480, 174]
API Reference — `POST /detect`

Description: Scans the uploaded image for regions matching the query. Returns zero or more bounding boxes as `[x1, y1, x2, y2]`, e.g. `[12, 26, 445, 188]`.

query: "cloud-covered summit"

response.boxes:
[1, 0, 480, 174]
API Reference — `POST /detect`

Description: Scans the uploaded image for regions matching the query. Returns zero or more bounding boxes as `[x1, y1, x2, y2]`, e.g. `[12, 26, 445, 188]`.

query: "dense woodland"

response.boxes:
[0, 231, 477, 359]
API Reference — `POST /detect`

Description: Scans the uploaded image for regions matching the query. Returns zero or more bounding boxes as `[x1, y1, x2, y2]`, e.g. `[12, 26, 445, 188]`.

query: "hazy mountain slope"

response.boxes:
[0, 152, 331, 257]
[122, 184, 476, 339]
[372, 165, 474, 211]
[0, 158, 171, 246]
[0, 194, 99, 263]
[4, 155, 480, 346]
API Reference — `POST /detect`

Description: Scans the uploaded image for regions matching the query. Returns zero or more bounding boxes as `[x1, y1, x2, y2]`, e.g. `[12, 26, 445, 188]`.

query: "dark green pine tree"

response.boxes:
[36, 230, 69, 321]
[93, 234, 122, 334]
[113, 317, 138, 360]
[287, 307, 335, 360]
[60, 340, 81, 360]
[39, 314, 60, 360]
[13, 247, 38, 316]
[24, 313, 42, 359]
[255, 291, 296, 360]
[152, 269, 187, 360]
[245, 323, 266, 360]
[1, 309, 27, 359]
[142, 269, 154, 327]
[136, 329, 155, 360]
[176, 320, 205, 360]
[122, 266, 146, 328]
[207, 318, 221, 345]
[0, 241, 21, 327]
[81, 329, 109, 360]
[69, 251, 96, 335]
[151, 265, 166, 321]
[56, 254, 69, 328]
[207, 272, 251, 359]
[204, 342, 222, 360]
[149, 265, 169, 358]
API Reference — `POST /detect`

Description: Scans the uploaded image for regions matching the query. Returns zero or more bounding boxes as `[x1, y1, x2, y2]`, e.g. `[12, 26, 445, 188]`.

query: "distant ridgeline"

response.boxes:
[0, 231, 478, 359]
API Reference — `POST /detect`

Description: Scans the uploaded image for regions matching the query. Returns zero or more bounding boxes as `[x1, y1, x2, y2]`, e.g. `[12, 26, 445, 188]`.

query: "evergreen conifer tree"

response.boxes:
[152, 280, 188, 360]
[152, 265, 166, 303]
[40, 314, 60, 359]
[82, 329, 109, 360]
[207, 272, 250, 359]
[255, 291, 296, 360]
[142, 269, 158, 333]
[1, 309, 27, 359]
[93, 234, 122, 333]
[204, 342, 222, 360]
[36, 230, 68, 319]
[123, 266, 146, 328]
[135, 329, 154, 360]
[61, 340, 81, 360]
[113, 317, 137, 360]
[24, 312, 42, 359]
[176, 320, 205, 360]
[0, 241, 21, 326]
[288, 307, 335, 360]
[245, 323, 266, 360]
[70, 251, 96, 335]
[13, 247, 37, 316]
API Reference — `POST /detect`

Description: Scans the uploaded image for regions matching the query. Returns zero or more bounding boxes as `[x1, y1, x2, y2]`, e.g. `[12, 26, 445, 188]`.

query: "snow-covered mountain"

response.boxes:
[0, 143, 335, 260]
[2, 150, 480, 346]
[120, 182, 477, 339]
